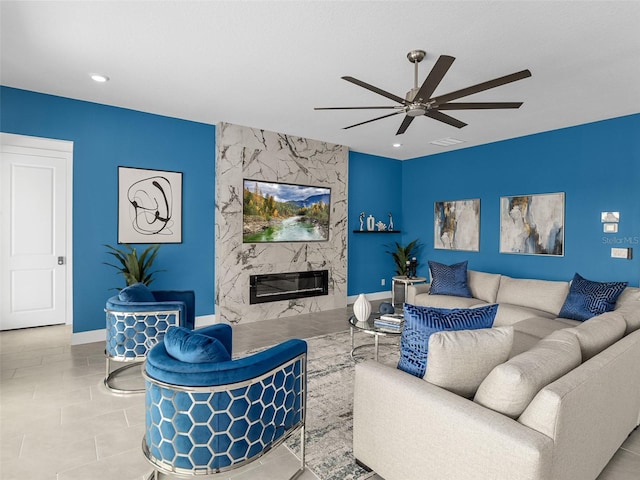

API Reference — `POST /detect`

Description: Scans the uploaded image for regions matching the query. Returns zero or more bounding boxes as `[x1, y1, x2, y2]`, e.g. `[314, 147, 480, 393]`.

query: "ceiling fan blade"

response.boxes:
[437, 102, 523, 110]
[425, 110, 467, 129]
[432, 69, 532, 104]
[314, 106, 401, 110]
[413, 55, 455, 103]
[396, 115, 415, 135]
[343, 110, 404, 130]
[342, 76, 408, 105]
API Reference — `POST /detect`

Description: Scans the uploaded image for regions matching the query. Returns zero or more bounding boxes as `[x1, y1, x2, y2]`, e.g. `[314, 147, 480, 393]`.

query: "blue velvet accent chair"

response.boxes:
[143, 324, 307, 479]
[104, 285, 196, 394]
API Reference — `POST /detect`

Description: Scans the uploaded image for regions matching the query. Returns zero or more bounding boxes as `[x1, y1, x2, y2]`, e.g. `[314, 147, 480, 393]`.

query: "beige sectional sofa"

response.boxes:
[353, 271, 640, 480]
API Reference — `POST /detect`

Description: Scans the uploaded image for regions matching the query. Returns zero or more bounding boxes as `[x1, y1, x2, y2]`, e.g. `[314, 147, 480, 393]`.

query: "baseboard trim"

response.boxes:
[71, 314, 218, 345]
[71, 328, 105, 345]
[347, 291, 391, 304]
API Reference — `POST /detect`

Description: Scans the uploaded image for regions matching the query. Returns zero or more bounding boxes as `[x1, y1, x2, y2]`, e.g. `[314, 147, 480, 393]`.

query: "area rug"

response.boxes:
[281, 330, 401, 480]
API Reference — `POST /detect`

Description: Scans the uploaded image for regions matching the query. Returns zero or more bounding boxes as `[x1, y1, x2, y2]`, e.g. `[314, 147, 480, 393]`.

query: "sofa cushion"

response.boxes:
[510, 331, 542, 358]
[615, 300, 640, 334]
[564, 311, 626, 360]
[164, 326, 231, 364]
[467, 270, 502, 303]
[496, 276, 570, 316]
[428, 260, 472, 298]
[397, 303, 498, 378]
[616, 286, 640, 308]
[410, 294, 486, 309]
[474, 329, 582, 418]
[512, 316, 579, 340]
[558, 273, 628, 321]
[492, 303, 556, 327]
[118, 282, 156, 302]
[425, 326, 514, 398]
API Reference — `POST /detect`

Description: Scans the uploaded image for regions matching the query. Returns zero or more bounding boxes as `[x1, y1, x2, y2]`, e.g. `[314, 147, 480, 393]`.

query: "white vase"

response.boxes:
[366, 215, 375, 231]
[353, 293, 372, 322]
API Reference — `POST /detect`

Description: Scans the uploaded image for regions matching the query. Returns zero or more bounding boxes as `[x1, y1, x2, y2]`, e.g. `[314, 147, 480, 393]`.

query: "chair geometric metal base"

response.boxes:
[143, 427, 306, 479]
[142, 349, 307, 479]
[104, 356, 145, 394]
[105, 308, 180, 395]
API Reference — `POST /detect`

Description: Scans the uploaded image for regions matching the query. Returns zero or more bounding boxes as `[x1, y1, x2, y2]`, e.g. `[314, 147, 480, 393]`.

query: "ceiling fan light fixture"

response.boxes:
[407, 105, 426, 117]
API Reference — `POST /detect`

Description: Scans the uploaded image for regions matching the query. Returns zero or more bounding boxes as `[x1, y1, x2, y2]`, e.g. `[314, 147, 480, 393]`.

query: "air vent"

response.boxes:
[430, 137, 465, 147]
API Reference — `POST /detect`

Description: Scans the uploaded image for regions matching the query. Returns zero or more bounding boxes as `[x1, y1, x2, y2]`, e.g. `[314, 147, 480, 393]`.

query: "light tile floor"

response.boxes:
[1, 304, 639, 480]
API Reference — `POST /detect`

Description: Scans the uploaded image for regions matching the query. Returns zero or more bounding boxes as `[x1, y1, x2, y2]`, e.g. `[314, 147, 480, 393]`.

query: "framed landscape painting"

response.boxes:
[434, 198, 480, 251]
[500, 192, 564, 256]
[118, 166, 183, 243]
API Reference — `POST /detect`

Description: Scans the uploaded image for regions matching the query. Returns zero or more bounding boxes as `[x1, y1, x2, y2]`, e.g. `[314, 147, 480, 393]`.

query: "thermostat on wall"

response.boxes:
[611, 247, 633, 259]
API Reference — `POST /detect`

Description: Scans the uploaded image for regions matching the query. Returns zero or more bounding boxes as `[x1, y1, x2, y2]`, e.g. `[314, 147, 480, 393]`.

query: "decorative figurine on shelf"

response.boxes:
[359, 211, 365, 231]
[405, 260, 411, 278]
[376, 221, 387, 231]
[366, 214, 375, 231]
[388, 212, 394, 231]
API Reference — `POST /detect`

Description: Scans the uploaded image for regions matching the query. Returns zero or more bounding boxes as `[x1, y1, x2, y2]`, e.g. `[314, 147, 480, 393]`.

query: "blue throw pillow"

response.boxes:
[164, 326, 231, 363]
[118, 282, 156, 302]
[428, 260, 472, 298]
[558, 273, 627, 321]
[397, 303, 498, 378]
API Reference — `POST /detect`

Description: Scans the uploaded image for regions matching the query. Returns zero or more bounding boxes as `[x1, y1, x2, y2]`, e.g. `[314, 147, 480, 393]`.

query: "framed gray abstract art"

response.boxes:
[434, 199, 480, 251]
[500, 192, 564, 256]
[118, 166, 183, 243]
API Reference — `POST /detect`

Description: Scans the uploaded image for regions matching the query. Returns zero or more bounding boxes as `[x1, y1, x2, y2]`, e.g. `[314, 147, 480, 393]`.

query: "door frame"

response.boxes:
[1, 132, 74, 327]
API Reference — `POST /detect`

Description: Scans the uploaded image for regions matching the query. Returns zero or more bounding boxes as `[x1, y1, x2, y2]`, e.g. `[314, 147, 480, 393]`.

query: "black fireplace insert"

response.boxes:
[250, 270, 329, 304]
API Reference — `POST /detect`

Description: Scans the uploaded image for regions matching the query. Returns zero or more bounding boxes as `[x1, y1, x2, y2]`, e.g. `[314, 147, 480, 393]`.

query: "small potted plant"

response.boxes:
[104, 244, 163, 289]
[386, 239, 421, 277]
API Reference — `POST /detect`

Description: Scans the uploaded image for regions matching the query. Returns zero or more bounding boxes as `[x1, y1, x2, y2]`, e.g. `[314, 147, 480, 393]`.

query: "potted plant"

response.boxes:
[104, 244, 163, 289]
[386, 239, 421, 276]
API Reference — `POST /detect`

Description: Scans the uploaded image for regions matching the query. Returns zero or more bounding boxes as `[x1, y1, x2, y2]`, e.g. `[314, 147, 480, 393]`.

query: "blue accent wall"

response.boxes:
[347, 151, 403, 295]
[3, 85, 638, 334]
[1, 87, 216, 332]
[402, 114, 640, 287]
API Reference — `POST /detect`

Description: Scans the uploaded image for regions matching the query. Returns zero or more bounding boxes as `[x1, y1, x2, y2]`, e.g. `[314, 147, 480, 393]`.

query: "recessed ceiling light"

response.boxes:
[392, 143, 402, 148]
[430, 137, 464, 147]
[90, 74, 110, 83]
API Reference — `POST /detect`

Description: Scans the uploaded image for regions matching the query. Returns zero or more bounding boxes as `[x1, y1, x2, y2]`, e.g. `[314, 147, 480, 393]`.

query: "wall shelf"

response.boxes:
[352, 230, 401, 234]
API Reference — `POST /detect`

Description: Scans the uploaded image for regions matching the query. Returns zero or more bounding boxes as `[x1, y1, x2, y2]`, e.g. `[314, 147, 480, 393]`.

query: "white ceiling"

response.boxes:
[2, 1, 639, 160]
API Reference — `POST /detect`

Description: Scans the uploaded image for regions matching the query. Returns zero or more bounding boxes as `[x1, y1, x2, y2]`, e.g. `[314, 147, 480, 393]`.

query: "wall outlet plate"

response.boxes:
[611, 247, 632, 259]
[603, 223, 618, 233]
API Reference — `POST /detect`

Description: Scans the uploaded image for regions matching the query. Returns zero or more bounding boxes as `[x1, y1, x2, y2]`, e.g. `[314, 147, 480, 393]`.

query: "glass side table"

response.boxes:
[391, 276, 427, 309]
[349, 314, 403, 362]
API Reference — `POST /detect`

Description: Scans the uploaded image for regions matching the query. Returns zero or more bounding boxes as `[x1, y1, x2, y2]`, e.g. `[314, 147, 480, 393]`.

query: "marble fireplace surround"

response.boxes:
[215, 122, 348, 324]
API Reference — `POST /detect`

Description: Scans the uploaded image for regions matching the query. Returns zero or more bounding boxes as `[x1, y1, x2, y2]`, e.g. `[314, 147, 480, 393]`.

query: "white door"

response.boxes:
[1, 133, 73, 330]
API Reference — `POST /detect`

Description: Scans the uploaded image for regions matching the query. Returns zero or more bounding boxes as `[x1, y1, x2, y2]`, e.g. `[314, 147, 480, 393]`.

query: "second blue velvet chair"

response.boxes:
[143, 323, 307, 479]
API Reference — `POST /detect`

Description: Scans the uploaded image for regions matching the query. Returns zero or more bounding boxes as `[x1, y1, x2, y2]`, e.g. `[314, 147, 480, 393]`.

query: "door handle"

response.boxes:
[58, 256, 65, 265]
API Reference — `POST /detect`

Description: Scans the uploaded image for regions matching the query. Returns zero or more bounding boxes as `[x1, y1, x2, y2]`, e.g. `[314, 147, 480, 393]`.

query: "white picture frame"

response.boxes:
[118, 166, 183, 243]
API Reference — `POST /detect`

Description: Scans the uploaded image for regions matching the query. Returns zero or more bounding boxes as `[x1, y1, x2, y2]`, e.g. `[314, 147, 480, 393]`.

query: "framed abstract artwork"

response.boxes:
[118, 166, 183, 243]
[434, 198, 480, 251]
[500, 192, 564, 256]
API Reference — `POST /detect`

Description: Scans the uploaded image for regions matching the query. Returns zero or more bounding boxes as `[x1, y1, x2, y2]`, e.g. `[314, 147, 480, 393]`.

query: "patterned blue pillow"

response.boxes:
[428, 260, 472, 297]
[397, 303, 498, 378]
[559, 273, 627, 321]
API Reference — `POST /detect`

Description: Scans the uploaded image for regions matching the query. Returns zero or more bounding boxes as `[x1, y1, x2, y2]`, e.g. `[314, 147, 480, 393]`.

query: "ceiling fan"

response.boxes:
[315, 50, 532, 135]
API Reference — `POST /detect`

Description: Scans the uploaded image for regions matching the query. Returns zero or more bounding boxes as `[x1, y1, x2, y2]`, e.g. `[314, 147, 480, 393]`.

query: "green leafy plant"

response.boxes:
[104, 244, 164, 289]
[386, 239, 421, 276]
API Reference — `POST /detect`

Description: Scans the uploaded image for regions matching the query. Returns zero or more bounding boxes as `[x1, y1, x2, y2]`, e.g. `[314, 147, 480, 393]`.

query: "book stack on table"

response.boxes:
[373, 313, 404, 332]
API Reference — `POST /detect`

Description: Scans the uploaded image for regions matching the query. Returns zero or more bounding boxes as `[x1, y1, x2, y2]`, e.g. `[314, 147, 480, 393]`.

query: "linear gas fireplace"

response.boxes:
[250, 270, 329, 305]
